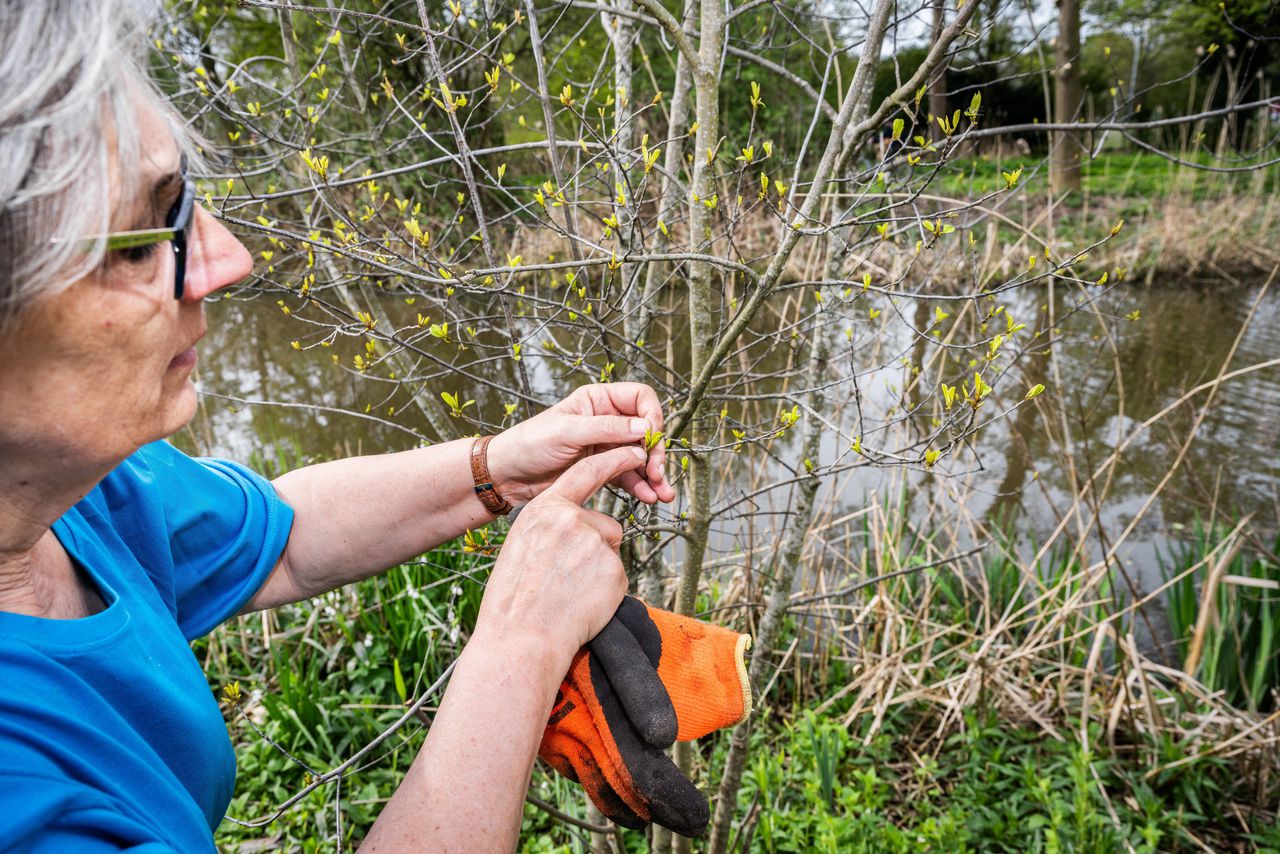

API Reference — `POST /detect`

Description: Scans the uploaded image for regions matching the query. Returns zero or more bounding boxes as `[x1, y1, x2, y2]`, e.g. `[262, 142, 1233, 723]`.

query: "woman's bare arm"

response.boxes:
[358, 449, 639, 850]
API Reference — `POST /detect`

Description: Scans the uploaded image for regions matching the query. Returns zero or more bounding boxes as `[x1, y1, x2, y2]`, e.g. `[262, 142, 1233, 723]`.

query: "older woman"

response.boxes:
[0, 1, 675, 850]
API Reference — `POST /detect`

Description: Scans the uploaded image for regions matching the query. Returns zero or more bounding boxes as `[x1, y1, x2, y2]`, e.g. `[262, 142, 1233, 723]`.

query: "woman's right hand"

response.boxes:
[365, 444, 651, 852]
[473, 445, 647, 671]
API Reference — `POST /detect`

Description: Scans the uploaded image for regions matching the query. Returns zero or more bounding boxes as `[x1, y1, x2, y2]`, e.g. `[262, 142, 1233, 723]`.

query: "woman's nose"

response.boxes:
[179, 205, 253, 302]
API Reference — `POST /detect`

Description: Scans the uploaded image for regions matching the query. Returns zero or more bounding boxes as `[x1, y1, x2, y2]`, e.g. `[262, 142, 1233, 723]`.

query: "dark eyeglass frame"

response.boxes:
[57, 156, 196, 299]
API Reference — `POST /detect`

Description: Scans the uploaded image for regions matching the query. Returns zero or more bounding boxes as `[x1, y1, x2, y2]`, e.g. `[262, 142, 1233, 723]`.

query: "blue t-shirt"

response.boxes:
[0, 441, 294, 851]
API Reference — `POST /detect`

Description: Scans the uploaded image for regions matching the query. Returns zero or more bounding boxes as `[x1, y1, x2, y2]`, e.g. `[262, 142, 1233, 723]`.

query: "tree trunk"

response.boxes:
[927, 0, 949, 142]
[1051, 0, 1083, 194]
[631, 0, 696, 347]
[604, 0, 638, 355]
[668, 3, 726, 851]
[705, 0, 895, 842]
[672, 0, 724, 620]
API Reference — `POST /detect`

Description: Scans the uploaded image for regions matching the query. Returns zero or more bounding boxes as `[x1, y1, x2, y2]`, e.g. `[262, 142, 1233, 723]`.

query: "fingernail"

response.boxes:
[630, 418, 649, 436]
[630, 446, 647, 461]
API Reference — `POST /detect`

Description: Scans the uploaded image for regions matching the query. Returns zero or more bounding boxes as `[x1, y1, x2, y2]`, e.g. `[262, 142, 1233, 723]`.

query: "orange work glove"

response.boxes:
[538, 596, 752, 836]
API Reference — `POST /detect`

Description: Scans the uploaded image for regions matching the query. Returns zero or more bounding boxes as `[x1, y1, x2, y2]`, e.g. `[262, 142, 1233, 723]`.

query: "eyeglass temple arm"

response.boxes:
[49, 227, 178, 251]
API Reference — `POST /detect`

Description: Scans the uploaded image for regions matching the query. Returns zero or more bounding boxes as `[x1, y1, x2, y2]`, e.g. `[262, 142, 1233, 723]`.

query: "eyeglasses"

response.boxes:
[59, 156, 196, 299]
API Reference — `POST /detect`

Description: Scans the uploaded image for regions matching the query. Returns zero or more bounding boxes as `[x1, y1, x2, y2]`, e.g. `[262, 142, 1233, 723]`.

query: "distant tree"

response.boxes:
[1053, 0, 1084, 192]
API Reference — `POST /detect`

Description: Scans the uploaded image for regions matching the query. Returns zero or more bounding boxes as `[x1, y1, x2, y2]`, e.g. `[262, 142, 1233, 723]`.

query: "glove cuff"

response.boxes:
[646, 604, 753, 741]
[732, 632, 753, 726]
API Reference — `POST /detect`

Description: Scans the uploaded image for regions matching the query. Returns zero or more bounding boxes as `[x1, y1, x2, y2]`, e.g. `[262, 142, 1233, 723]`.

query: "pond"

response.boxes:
[178, 272, 1280, 639]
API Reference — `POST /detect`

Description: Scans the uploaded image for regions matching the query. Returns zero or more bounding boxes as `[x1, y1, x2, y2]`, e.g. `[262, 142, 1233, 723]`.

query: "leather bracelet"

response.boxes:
[469, 435, 513, 516]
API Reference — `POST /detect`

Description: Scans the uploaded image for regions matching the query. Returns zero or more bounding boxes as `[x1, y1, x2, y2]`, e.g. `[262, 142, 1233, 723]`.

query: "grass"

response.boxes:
[698, 710, 1243, 854]
[931, 150, 1280, 203]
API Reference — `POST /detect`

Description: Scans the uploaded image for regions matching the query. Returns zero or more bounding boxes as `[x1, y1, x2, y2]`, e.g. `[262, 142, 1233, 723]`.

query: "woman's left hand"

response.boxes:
[486, 383, 676, 506]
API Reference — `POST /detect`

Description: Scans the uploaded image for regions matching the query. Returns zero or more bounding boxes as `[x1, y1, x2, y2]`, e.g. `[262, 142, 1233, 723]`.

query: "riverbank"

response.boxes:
[818, 154, 1280, 290]
[493, 153, 1280, 295]
[942, 151, 1280, 281]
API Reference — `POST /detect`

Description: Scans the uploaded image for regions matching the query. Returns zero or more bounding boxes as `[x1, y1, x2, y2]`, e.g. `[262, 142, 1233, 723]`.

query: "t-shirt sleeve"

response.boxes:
[128, 442, 295, 640]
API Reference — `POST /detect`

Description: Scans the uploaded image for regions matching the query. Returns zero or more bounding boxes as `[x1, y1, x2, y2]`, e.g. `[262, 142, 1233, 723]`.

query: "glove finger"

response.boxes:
[593, 668, 710, 837]
[539, 687, 651, 830]
[540, 748, 649, 830]
[611, 596, 662, 667]
[620, 739, 710, 837]
[574, 762, 649, 831]
[590, 776, 649, 831]
[590, 608, 678, 748]
[603, 598, 677, 748]
[639, 603, 755, 740]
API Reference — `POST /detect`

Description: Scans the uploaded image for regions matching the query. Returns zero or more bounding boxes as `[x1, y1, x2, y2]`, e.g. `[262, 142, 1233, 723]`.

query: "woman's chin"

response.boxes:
[156, 380, 199, 440]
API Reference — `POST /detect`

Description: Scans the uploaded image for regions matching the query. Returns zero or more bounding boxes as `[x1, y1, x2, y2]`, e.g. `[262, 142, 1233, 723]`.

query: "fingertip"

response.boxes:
[621, 470, 660, 504]
[647, 454, 667, 484]
[613, 469, 644, 492]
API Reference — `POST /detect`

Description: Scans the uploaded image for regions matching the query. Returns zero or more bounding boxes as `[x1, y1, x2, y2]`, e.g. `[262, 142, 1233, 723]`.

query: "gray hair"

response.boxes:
[0, 0, 175, 333]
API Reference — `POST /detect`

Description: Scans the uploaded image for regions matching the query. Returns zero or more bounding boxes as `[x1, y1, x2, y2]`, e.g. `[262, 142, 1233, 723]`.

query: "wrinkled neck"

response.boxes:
[0, 446, 111, 618]
[0, 529, 104, 620]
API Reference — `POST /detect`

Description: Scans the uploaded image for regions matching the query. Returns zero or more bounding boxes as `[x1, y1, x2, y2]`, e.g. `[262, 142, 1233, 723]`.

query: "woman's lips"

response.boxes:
[168, 347, 197, 370]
